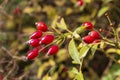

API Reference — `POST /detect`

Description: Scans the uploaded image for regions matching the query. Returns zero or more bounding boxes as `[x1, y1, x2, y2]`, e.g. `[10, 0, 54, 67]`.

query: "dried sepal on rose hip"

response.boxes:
[39, 35, 54, 45]
[26, 47, 39, 60]
[47, 45, 59, 55]
[92, 39, 100, 44]
[30, 30, 42, 39]
[35, 22, 48, 32]
[82, 22, 93, 30]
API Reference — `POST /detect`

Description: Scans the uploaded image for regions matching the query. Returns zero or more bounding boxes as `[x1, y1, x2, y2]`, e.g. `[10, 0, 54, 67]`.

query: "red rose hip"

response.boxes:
[0, 74, 3, 80]
[89, 31, 101, 39]
[82, 22, 93, 30]
[36, 22, 48, 32]
[40, 35, 54, 45]
[29, 39, 40, 47]
[47, 45, 59, 55]
[30, 30, 42, 39]
[77, 0, 83, 6]
[14, 7, 21, 15]
[26, 47, 39, 60]
[82, 35, 95, 43]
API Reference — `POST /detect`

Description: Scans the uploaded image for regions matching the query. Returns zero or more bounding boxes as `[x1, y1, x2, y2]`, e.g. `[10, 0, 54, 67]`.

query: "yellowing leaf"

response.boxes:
[22, 27, 36, 34]
[6, 19, 15, 30]
[66, 8, 73, 15]
[97, 6, 109, 17]
[23, 7, 35, 14]
[54, 0, 66, 6]
[43, 6, 56, 19]
[106, 48, 120, 55]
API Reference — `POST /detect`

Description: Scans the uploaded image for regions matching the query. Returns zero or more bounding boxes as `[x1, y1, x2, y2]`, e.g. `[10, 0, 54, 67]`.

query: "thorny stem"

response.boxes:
[1, 46, 26, 61]
[39, 37, 63, 56]
[1, 46, 13, 58]
[105, 13, 119, 48]
[66, 29, 73, 34]
[93, 28, 115, 46]
[3, 60, 16, 80]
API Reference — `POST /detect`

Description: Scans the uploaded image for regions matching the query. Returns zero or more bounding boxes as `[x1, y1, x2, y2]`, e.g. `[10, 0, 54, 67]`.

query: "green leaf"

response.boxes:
[48, 65, 58, 76]
[56, 18, 67, 30]
[79, 45, 91, 59]
[90, 44, 98, 56]
[75, 71, 84, 80]
[68, 39, 80, 64]
[101, 63, 120, 80]
[75, 26, 86, 34]
[71, 67, 79, 74]
[97, 6, 109, 17]
[106, 48, 120, 55]
[72, 26, 86, 40]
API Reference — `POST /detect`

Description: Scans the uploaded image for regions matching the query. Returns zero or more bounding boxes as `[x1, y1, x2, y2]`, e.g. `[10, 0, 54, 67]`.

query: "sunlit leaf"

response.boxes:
[106, 48, 120, 55]
[75, 71, 84, 80]
[22, 27, 36, 34]
[97, 6, 109, 17]
[23, 7, 35, 14]
[79, 45, 91, 59]
[56, 18, 68, 30]
[66, 8, 73, 15]
[71, 67, 84, 80]
[54, 0, 66, 6]
[71, 67, 79, 74]
[75, 26, 86, 34]
[100, 41, 105, 49]
[68, 39, 80, 64]
[43, 5, 56, 19]
[90, 44, 98, 56]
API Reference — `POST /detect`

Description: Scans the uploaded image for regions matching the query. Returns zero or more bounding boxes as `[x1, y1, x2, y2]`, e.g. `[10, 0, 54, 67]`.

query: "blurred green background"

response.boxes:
[0, 0, 120, 80]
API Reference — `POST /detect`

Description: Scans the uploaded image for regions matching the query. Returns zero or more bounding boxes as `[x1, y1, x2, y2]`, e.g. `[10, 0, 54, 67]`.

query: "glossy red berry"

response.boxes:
[36, 22, 48, 32]
[82, 22, 93, 30]
[47, 45, 59, 55]
[29, 39, 40, 47]
[26, 47, 39, 60]
[82, 35, 95, 43]
[40, 35, 54, 45]
[88, 31, 101, 39]
[92, 39, 100, 44]
[30, 30, 42, 39]
[77, 0, 83, 6]
[0, 74, 3, 80]
[14, 7, 21, 15]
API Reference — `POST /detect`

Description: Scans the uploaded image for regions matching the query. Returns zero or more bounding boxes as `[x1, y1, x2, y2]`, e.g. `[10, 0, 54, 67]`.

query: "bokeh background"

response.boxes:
[0, 0, 120, 80]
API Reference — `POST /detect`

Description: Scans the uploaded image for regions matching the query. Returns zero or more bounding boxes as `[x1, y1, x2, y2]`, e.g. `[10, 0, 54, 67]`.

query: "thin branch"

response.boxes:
[1, 46, 13, 58]
[3, 60, 17, 80]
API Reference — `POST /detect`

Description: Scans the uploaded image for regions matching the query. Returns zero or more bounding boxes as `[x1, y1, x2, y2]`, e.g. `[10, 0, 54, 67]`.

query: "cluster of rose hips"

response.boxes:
[82, 22, 101, 44]
[26, 22, 59, 60]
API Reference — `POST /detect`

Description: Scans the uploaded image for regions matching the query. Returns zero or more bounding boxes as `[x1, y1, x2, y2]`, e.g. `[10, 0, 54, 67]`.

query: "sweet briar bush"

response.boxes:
[0, 0, 120, 80]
